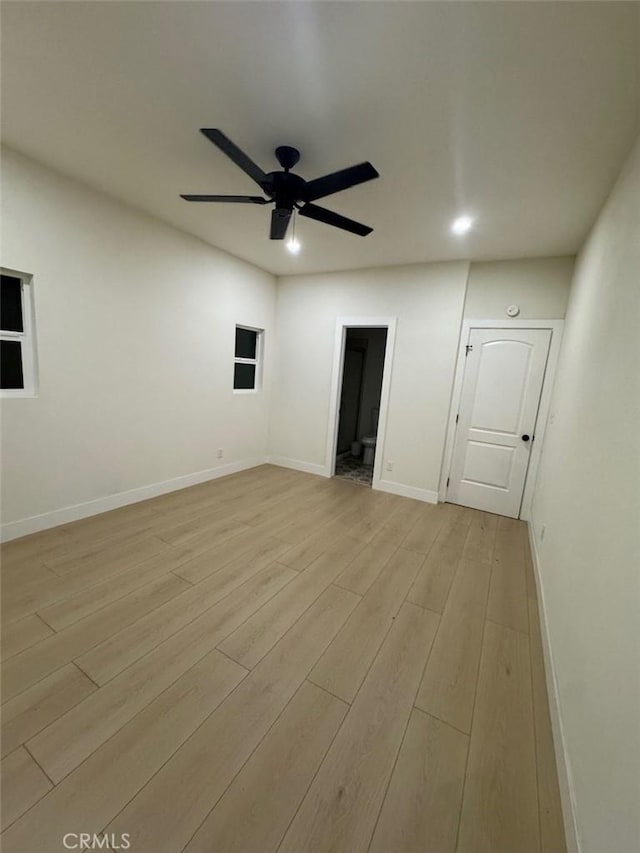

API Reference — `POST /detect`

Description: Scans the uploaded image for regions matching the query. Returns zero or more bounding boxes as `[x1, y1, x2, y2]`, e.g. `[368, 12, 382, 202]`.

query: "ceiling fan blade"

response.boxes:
[181, 194, 269, 204]
[200, 129, 267, 188]
[303, 162, 379, 202]
[299, 203, 373, 236]
[270, 208, 292, 240]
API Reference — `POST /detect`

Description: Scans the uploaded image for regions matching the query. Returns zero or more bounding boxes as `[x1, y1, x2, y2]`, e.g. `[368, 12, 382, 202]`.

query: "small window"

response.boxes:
[1, 270, 37, 396]
[234, 325, 263, 392]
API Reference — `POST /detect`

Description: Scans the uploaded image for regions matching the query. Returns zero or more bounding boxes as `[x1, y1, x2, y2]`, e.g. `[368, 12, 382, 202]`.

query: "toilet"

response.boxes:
[360, 406, 380, 467]
[361, 435, 376, 466]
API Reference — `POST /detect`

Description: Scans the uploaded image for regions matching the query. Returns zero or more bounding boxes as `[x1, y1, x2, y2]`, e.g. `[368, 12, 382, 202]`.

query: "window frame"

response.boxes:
[1, 268, 38, 398]
[233, 324, 263, 394]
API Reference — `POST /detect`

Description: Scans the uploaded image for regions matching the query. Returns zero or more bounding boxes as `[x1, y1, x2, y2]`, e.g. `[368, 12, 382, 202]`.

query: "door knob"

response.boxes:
[521, 434, 530, 442]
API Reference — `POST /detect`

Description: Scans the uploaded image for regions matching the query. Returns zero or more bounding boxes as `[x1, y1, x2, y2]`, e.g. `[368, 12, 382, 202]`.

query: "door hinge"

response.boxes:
[465, 344, 473, 356]
[455, 413, 459, 424]
[446, 477, 450, 487]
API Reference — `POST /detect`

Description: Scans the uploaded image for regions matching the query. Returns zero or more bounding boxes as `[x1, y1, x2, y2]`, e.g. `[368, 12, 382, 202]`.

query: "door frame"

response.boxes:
[325, 316, 397, 490]
[439, 318, 564, 520]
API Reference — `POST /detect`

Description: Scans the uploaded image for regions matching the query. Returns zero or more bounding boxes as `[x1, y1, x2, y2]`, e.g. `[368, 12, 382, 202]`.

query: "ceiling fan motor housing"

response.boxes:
[263, 169, 306, 211]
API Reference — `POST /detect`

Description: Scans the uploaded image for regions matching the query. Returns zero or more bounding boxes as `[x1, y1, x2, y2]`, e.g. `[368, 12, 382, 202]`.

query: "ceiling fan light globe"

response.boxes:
[451, 215, 474, 235]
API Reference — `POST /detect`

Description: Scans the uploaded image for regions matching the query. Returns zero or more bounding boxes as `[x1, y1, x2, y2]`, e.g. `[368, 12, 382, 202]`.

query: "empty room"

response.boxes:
[1, 2, 638, 853]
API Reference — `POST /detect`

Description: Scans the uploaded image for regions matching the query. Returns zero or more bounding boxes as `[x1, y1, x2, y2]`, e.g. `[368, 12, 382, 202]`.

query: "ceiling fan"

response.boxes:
[181, 129, 379, 240]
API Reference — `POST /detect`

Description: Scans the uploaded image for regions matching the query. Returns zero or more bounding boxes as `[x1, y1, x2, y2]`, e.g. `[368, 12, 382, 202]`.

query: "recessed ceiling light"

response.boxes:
[451, 215, 474, 235]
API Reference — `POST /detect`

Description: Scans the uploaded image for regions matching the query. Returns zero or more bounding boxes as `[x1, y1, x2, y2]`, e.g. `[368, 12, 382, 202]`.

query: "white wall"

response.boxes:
[531, 139, 640, 853]
[465, 256, 574, 319]
[269, 263, 470, 498]
[1, 148, 276, 536]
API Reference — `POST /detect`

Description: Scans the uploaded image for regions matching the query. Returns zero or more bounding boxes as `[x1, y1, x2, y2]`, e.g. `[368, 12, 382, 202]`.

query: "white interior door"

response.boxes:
[447, 327, 552, 518]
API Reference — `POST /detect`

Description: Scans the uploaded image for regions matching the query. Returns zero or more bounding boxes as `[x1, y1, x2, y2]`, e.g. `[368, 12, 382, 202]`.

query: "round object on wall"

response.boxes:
[507, 304, 520, 317]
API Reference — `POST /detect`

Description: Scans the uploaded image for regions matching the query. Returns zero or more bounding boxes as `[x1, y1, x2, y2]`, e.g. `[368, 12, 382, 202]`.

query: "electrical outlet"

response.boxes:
[540, 524, 546, 542]
[217, 449, 224, 459]
[549, 412, 556, 425]
[386, 460, 394, 472]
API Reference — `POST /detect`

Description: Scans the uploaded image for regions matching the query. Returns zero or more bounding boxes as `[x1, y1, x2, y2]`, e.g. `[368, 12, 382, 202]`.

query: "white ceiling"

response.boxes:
[2, 1, 638, 275]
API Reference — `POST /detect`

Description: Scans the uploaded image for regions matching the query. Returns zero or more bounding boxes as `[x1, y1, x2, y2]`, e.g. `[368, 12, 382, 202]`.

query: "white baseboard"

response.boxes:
[527, 520, 580, 853]
[0, 457, 268, 543]
[374, 479, 439, 503]
[267, 456, 330, 478]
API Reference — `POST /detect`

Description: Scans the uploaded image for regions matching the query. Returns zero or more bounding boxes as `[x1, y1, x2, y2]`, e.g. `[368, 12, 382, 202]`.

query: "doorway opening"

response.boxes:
[334, 327, 388, 487]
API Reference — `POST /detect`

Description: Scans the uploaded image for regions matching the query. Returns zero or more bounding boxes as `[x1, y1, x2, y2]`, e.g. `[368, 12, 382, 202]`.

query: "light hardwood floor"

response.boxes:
[0, 465, 566, 853]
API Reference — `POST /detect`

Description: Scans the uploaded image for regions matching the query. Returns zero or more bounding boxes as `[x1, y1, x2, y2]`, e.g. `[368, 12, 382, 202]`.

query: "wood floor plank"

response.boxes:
[457, 619, 539, 853]
[45, 534, 171, 576]
[172, 528, 277, 584]
[0, 562, 57, 594]
[27, 563, 293, 782]
[61, 500, 159, 540]
[277, 602, 440, 853]
[182, 681, 348, 853]
[146, 468, 286, 517]
[1, 614, 53, 660]
[2, 571, 76, 627]
[61, 508, 161, 551]
[1, 573, 190, 702]
[277, 520, 354, 571]
[248, 487, 348, 542]
[0, 527, 73, 571]
[166, 519, 257, 563]
[76, 537, 291, 684]
[434, 502, 474, 527]
[1, 649, 245, 853]
[401, 503, 447, 554]
[36, 549, 189, 631]
[145, 493, 226, 529]
[273, 491, 357, 546]
[460, 507, 489, 527]
[217, 536, 364, 669]
[415, 558, 491, 733]
[333, 530, 399, 595]
[309, 548, 425, 703]
[344, 494, 400, 544]
[1, 664, 97, 759]
[104, 585, 360, 853]
[381, 500, 431, 546]
[144, 466, 287, 516]
[529, 598, 567, 853]
[0, 746, 52, 830]
[368, 709, 468, 853]
[1, 545, 191, 626]
[199, 471, 304, 522]
[487, 520, 529, 634]
[407, 521, 468, 612]
[155, 506, 249, 548]
[234, 477, 326, 527]
[462, 513, 498, 564]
